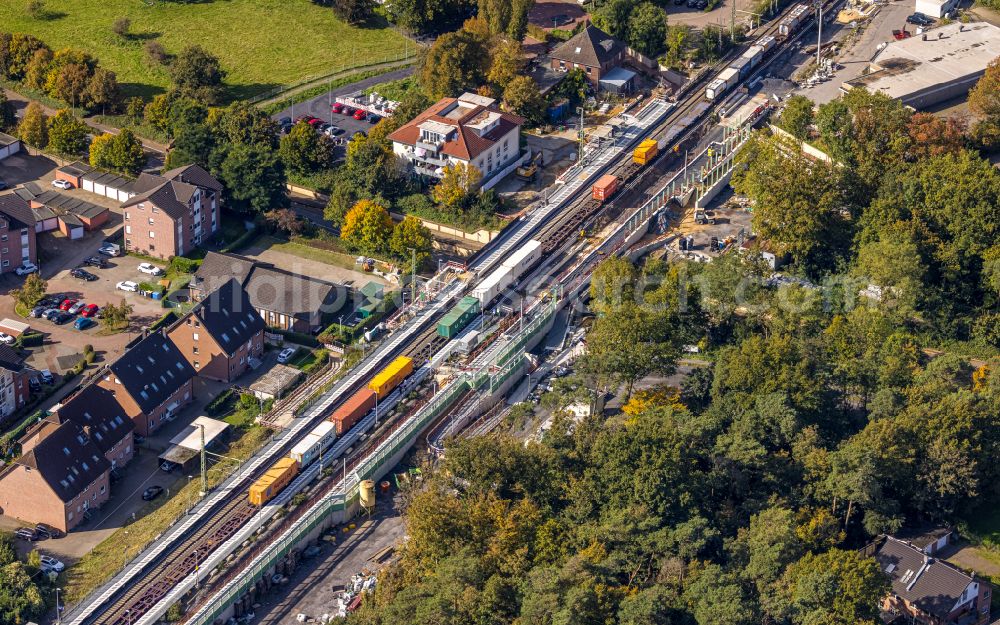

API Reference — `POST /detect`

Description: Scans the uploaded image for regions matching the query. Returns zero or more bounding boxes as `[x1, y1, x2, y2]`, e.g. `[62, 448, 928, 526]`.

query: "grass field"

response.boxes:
[0, 0, 412, 100]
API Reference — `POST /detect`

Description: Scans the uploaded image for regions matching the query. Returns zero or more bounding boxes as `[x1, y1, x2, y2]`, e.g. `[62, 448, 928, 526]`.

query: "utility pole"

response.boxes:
[576, 107, 585, 164]
[731, 0, 737, 40]
[816, 1, 823, 71]
[199, 423, 207, 496]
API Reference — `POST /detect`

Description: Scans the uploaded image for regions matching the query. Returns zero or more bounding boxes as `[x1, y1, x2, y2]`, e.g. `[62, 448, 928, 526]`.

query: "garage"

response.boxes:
[0, 133, 21, 161]
[58, 214, 84, 240]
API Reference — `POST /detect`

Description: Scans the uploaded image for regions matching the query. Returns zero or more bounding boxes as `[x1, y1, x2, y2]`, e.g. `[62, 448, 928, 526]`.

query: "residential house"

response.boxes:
[120, 164, 222, 259]
[894, 527, 956, 557]
[0, 420, 110, 532]
[46, 384, 135, 470]
[549, 24, 633, 90]
[167, 278, 265, 382]
[0, 345, 34, 424]
[388, 93, 524, 184]
[189, 251, 348, 333]
[875, 536, 991, 625]
[96, 330, 196, 436]
[0, 193, 37, 273]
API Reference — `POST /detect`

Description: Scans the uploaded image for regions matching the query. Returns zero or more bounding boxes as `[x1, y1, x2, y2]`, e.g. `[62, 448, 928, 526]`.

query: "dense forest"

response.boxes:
[346, 67, 1000, 624]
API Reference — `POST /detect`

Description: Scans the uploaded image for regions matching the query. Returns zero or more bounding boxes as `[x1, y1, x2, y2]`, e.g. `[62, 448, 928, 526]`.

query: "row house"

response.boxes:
[0, 193, 38, 273]
[167, 278, 265, 383]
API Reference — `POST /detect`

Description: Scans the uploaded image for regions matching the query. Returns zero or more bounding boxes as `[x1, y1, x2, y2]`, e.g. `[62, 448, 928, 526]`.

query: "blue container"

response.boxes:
[151, 291, 162, 300]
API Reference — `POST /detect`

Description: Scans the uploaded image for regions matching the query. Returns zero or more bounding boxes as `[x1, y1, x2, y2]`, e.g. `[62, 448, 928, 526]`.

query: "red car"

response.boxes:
[331, 102, 344, 114]
[352, 109, 367, 121]
[307, 118, 324, 128]
[81, 304, 99, 318]
[59, 298, 77, 311]
[294, 115, 313, 124]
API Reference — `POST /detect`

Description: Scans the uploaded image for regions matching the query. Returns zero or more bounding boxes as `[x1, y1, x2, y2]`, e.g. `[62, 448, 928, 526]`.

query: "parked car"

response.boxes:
[324, 125, 343, 136]
[59, 299, 77, 311]
[280, 123, 293, 135]
[0, 333, 14, 346]
[98, 243, 121, 257]
[71, 268, 98, 282]
[30, 305, 47, 318]
[142, 485, 165, 501]
[68, 301, 86, 314]
[42, 309, 60, 321]
[295, 115, 315, 124]
[29, 377, 41, 393]
[82, 256, 108, 268]
[318, 122, 332, 133]
[38, 294, 61, 307]
[342, 106, 356, 115]
[15, 262, 38, 276]
[39, 369, 54, 384]
[35, 523, 63, 539]
[277, 116, 292, 126]
[332, 102, 344, 114]
[277, 347, 298, 364]
[160, 461, 176, 472]
[15, 528, 38, 541]
[307, 118, 325, 128]
[39, 555, 64, 573]
[53, 311, 74, 325]
[906, 12, 932, 24]
[51, 179, 73, 190]
[81, 303, 99, 317]
[74, 317, 95, 331]
[352, 109, 367, 121]
[116, 280, 139, 292]
[137, 262, 163, 276]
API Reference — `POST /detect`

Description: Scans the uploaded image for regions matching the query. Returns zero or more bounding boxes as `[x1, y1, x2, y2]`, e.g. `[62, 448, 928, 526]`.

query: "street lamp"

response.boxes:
[55, 588, 62, 625]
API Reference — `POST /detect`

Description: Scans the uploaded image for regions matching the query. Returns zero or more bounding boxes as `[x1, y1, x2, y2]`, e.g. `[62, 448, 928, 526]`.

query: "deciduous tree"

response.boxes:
[502, 75, 545, 125]
[627, 3, 667, 58]
[16, 101, 47, 148]
[11, 273, 47, 311]
[419, 28, 490, 100]
[46, 109, 89, 155]
[217, 143, 286, 214]
[341, 199, 393, 254]
[170, 45, 226, 104]
[432, 162, 482, 208]
[390, 215, 432, 267]
[279, 121, 336, 175]
[778, 95, 814, 141]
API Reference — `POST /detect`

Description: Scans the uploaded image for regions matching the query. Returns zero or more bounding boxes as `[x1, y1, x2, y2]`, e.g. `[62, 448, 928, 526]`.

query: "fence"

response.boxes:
[248, 50, 419, 105]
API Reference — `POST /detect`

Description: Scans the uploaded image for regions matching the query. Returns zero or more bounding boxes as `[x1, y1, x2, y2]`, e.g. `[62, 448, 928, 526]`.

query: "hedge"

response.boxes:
[150, 310, 179, 332]
[168, 256, 202, 274]
[206, 389, 236, 417]
[272, 328, 320, 347]
[17, 332, 44, 348]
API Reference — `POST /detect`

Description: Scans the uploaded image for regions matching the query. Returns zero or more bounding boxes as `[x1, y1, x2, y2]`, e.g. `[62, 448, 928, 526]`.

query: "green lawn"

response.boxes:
[0, 0, 412, 100]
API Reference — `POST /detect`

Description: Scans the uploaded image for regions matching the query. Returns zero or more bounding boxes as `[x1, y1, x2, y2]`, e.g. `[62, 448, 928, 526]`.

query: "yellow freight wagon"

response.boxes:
[248, 457, 299, 506]
[633, 139, 659, 166]
[368, 356, 414, 397]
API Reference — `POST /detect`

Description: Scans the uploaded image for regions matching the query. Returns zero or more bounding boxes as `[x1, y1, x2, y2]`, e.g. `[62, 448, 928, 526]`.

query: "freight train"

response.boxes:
[471, 239, 543, 309]
[704, 4, 808, 101]
[248, 355, 416, 506]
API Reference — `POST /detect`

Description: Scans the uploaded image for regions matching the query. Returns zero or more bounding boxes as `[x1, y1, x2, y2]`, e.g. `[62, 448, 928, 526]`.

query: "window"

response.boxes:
[68, 511, 74, 522]
[124, 212, 130, 221]
[148, 218, 154, 225]
[149, 244, 155, 251]
[100, 484, 106, 494]
[152, 206, 158, 213]
[192, 346, 199, 354]
[125, 225, 132, 234]
[587, 67, 592, 74]
[1, 260, 7, 268]
[194, 361, 200, 369]
[149, 230, 155, 238]
[192, 332, 199, 341]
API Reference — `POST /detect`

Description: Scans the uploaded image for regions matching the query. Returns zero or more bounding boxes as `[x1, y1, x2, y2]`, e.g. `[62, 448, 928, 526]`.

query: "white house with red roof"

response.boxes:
[388, 93, 524, 184]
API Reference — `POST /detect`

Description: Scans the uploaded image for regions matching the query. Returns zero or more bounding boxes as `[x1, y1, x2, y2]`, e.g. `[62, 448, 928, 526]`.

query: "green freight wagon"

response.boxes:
[437, 296, 481, 338]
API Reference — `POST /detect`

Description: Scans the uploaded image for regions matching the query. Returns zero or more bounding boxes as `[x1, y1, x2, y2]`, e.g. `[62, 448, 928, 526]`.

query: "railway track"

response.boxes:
[78, 7, 836, 624]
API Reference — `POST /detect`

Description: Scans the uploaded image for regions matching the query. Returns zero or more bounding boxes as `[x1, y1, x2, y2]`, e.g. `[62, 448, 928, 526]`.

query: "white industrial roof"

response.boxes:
[846, 22, 1000, 102]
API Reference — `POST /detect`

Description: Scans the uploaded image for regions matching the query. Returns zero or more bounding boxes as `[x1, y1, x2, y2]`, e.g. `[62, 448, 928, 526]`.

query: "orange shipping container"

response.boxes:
[248, 457, 299, 506]
[329, 388, 377, 435]
[592, 175, 619, 202]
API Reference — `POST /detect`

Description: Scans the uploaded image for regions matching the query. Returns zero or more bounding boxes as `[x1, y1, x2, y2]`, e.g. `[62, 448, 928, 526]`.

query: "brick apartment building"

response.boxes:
[0, 193, 38, 274]
[120, 164, 222, 259]
[97, 330, 196, 436]
[875, 536, 992, 625]
[168, 278, 265, 382]
[49, 384, 135, 470]
[0, 420, 111, 532]
[0, 345, 34, 424]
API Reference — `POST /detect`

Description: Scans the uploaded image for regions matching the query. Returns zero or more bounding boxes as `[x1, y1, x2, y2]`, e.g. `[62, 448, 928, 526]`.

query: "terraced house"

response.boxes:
[96, 330, 196, 436]
[120, 164, 222, 259]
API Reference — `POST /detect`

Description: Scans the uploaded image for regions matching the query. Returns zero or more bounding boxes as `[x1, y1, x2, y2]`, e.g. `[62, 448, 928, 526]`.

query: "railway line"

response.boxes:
[70, 5, 837, 624]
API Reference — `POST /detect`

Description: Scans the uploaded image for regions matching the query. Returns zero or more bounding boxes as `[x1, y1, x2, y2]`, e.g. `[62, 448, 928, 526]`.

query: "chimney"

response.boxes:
[83, 425, 92, 442]
[922, 33, 927, 41]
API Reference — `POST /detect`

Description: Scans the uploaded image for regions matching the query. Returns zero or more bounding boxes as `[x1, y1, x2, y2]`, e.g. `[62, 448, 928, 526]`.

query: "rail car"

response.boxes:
[248, 355, 417, 506]
[438, 296, 482, 339]
[705, 6, 811, 100]
[471, 240, 543, 307]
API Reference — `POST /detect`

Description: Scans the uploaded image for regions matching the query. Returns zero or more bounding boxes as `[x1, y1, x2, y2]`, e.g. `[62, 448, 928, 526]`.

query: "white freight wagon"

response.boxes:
[289, 421, 336, 466]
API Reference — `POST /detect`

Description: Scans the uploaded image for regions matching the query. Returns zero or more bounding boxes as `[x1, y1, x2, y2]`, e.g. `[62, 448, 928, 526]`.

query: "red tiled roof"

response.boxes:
[388, 97, 524, 162]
